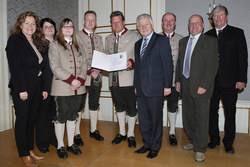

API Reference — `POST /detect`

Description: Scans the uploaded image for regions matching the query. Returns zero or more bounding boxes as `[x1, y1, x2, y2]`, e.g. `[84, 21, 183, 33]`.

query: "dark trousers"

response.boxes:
[137, 95, 164, 151]
[36, 95, 57, 150]
[87, 76, 101, 110]
[12, 77, 42, 157]
[166, 87, 179, 113]
[54, 95, 85, 123]
[209, 81, 238, 147]
[182, 78, 210, 153]
[110, 86, 137, 117]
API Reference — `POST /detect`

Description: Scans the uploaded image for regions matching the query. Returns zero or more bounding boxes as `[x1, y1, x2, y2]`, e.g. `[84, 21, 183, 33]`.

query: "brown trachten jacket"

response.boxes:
[49, 41, 87, 96]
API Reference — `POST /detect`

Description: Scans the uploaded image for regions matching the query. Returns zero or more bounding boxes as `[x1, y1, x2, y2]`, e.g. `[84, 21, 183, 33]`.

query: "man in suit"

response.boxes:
[205, 5, 248, 154]
[134, 14, 173, 159]
[105, 11, 140, 148]
[160, 12, 183, 146]
[175, 14, 218, 162]
[76, 10, 105, 146]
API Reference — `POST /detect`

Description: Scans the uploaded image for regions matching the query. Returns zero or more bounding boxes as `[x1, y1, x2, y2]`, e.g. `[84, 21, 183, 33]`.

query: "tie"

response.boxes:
[217, 30, 222, 38]
[140, 38, 147, 60]
[113, 34, 119, 80]
[114, 34, 119, 53]
[183, 37, 194, 79]
[89, 33, 95, 51]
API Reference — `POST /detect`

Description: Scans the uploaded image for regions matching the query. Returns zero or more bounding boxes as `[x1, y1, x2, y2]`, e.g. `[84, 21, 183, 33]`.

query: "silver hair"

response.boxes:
[212, 5, 229, 17]
[136, 14, 153, 26]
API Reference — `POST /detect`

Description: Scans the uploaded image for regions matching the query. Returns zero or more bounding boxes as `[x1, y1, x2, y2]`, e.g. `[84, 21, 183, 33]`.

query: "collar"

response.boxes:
[215, 24, 227, 34]
[82, 28, 94, 36]
[143, 31, 154, 42]
[163, 31, 175, 38]
[189, 33, 201, 41]
[64, 37, 72, 45]
[114, 28, 128, 37]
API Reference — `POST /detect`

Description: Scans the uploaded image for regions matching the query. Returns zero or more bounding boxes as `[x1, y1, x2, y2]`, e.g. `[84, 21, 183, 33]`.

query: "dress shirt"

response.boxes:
[183, 33, 201, 75]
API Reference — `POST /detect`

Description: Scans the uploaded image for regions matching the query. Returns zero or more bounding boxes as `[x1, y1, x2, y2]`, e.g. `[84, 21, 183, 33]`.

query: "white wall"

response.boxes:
[165, 0, 250, 100]
[0, 0, 11, 131]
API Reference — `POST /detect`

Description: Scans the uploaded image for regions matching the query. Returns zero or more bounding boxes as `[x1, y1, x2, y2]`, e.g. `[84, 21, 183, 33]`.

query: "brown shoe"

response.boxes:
[21, 156, 37, 167]
[30, 150, 44, 160]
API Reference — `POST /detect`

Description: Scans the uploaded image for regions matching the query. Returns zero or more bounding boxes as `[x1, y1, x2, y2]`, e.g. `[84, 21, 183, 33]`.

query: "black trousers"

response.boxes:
[36, 95, 57, 150]
[166, 87, 179, 113]
[209, 81, 238, 147]
[110, 86, 137, 117]
[137, 95, 164, 151]
[87, 75, 101, 110]
[12, 76, 42, 157]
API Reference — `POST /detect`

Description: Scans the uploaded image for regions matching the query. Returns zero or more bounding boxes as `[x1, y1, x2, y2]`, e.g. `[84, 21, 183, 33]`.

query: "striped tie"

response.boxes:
[140, 38, 147, 60]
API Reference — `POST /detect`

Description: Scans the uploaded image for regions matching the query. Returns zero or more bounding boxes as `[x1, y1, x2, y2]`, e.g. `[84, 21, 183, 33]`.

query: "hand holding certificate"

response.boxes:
[91, 50, 127, 72]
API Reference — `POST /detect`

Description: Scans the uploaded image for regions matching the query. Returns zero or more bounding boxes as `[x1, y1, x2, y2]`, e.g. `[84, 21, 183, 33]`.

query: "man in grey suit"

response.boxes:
[134, 14, 173, 159]
[105, 11, 140, 148]
[175, 14, 218, 162]
[160, 12, 183, 146]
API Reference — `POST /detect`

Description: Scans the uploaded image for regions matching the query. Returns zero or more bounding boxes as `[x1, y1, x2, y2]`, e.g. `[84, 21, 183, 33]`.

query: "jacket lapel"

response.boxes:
[192, 34, 205, 57]
[141, 32, 157, 61]
[136, 38, 143, 60]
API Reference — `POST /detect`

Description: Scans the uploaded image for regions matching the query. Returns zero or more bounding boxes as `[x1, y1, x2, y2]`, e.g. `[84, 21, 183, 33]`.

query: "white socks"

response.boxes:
[90, 110, 98, 133]
[127, 116, 136, 137]
[67, 120, 76, 147]
[55, 122, 65, 149]
[75, 112, 82, 135]
[117, 111, 126, 136]
[168, 111, 177, 135]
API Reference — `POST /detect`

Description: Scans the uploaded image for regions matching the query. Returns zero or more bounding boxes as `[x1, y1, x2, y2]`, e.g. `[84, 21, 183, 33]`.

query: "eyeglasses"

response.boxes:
[43, 26, 54, 29]
[62, 25, 74, 29]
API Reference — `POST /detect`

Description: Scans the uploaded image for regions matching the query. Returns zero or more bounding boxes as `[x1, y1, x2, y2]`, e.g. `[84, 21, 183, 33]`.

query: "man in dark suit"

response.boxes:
[205, 5, 248, 154]
[134, 14, 173, 159]
[175, 14, 218, 162]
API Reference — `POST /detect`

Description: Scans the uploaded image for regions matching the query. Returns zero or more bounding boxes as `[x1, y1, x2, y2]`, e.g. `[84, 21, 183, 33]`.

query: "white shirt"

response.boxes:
[140, 31, 154, 53]
[183, 33, 201, 75]
[215, 24, 227, 35]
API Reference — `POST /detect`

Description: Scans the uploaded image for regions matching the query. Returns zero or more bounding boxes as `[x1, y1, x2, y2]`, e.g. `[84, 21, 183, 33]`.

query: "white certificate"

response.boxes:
[91, 50, 127, 72]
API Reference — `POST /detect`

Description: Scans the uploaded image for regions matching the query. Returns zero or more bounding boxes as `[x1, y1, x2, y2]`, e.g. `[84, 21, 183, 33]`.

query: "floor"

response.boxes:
[0, 120, 249, 167]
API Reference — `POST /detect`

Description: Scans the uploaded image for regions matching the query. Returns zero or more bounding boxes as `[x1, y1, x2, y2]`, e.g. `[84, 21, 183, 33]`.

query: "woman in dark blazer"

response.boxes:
[35, 18, 58, 154]
[6, 11, 48, 167]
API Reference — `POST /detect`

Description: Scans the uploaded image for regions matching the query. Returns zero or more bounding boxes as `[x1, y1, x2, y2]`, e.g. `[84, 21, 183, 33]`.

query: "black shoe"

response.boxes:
[128, 136, 136, 148]
[207, 141, 220, 149]
[74, 134, 84, 146]
[169, 134, 177, 146]
[147, 150, 158, 159]
[111, 134, 127, 144]
[67, 144, 81, 155]
[134, 146, 150, 154]
[90, 130, 104, 141]
[57, 147, 68, 159]
[38, 147, 49, 154]
[225, 146, 235, 154]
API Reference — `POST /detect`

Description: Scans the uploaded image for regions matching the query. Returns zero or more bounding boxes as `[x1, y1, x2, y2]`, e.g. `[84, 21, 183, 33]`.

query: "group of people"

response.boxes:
[5, 4, 247, 167]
